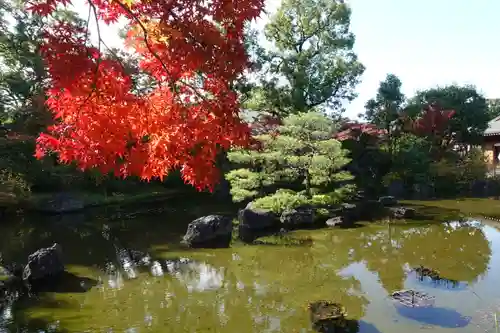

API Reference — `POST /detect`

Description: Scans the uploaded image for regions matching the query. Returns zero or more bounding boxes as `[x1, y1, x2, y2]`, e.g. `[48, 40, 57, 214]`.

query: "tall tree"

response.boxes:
[0, 0, 84, 134]
[406, 85, 489, 146]
[363, 74, 405, 156]
[486, 98, 500, 120]
[245, 0, 364, 116]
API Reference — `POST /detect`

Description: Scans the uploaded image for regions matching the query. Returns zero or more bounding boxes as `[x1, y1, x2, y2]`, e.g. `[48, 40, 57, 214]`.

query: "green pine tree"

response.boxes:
[227, 112, 355, 213]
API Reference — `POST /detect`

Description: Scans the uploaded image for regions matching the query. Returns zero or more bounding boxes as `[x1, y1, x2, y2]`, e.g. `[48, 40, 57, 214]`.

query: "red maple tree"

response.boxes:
[26, 0, 264, 191]
[409, 104, 455, 138]
[334, 122, 386, 142]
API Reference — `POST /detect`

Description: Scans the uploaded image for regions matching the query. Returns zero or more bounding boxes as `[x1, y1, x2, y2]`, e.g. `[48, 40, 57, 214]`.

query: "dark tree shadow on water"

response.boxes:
[2, 295, 76, 333]
[30, 271, 99, 294]
[312, 319, 383, 333]
[395, 305, 471, 328]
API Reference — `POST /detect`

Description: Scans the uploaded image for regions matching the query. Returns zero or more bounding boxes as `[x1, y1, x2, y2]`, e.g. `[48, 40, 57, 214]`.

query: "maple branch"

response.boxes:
[112, 0, 209, 103]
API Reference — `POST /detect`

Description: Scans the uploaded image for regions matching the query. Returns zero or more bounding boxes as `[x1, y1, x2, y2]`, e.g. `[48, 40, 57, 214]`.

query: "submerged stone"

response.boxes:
[308, 301, 346, 323]
[308, 301, 360, 333]
[391, 289, 435, 308]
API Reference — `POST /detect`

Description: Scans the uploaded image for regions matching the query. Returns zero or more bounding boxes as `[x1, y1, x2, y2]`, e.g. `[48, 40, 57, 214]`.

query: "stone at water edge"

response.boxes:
[238, 202, 279, 230]
[378, 196, 398, 207]
[280, 206, 315, 227]
[23, 243, 65, 282]
[182, 215, 233, 248]
[308, 301, 347, 323]
[388, 207, 416, 219]
[391, 289, 436, 308]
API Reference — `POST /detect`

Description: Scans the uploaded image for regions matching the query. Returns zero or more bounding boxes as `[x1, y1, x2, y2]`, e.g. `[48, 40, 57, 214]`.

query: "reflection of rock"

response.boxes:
[23, 243, 65, 282]
[0, 275, 24, 308]
[28, 271, 98, 293]
[170, 260, 224, 292]
[183, 215, 233, 248]
[391, 290, 435, 308]
[106, 248, 224, 292]
[280, 206, 315, 227]
[308, 301, 358, 333]
[115, 247, 138, 280]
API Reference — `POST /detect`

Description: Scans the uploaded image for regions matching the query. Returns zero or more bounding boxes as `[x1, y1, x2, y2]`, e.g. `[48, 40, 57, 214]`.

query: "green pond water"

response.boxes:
[1, 198, 500, 333]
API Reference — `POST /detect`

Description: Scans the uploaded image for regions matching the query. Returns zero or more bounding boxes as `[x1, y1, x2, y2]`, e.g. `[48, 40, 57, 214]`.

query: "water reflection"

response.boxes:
[331, 219, 491, 293]
[0, 203, 496, 332]
[395, 305, 471, 328]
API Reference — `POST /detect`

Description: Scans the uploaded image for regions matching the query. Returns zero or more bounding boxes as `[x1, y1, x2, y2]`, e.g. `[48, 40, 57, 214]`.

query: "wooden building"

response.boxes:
[483, 115, 500, 167]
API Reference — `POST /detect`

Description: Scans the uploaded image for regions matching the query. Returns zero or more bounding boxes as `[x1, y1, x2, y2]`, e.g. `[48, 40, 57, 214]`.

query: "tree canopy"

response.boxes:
[245, 0, 364, 117]
[406, 85, 489, 145]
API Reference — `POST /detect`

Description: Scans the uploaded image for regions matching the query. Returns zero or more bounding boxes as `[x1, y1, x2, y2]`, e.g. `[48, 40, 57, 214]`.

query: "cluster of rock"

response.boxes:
[182, 196, 417, 248]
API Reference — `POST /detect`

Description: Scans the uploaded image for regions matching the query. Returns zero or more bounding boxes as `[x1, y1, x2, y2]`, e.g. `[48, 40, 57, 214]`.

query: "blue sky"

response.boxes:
[76, 0, 500, 119]
[348, 0, 500, 118]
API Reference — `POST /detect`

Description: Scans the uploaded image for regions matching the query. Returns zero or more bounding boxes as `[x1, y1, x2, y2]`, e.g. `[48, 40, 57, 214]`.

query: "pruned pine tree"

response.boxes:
[227, 112, 355, 213]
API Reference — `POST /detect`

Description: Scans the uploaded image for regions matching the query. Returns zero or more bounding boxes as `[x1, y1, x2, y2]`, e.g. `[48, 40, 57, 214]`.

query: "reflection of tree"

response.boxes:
[332, 221, 491, 293]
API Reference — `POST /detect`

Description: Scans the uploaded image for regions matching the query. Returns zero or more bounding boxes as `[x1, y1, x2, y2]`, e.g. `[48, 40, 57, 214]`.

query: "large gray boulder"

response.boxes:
[23, 243, 65, 282]
[182, 215, 233, 248]
[238, 202, 279, 230]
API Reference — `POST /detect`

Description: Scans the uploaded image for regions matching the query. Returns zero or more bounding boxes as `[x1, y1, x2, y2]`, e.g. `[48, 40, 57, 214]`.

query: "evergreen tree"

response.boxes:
[227, 112, 354, 213]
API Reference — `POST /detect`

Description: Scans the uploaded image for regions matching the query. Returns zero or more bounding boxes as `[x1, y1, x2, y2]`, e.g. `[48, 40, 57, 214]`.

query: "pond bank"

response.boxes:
[1, 188, 203, 215]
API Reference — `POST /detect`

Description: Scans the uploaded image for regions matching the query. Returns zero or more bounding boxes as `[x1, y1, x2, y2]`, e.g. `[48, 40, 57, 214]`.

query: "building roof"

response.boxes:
[485, 116, 500, 137]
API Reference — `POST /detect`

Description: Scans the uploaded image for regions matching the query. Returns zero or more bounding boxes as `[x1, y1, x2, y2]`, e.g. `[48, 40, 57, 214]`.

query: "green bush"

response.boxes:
[252, 189, 309, 213]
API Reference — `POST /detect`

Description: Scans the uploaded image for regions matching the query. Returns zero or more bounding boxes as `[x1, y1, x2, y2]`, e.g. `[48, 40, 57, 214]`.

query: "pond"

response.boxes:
[1, 198, 500, 333]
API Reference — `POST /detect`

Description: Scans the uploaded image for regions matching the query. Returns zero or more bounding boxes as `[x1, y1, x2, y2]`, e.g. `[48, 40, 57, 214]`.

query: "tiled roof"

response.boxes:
[485, 116, 500, 136]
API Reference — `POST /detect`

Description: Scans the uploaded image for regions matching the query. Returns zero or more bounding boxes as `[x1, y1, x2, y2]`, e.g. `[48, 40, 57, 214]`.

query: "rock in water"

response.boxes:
[280, 206, 315, 228]
[388, 207, 416, 219]
[238, 202, 279, 230]
[391, 289, 435, 308]
[378, 196, 398, 207]
[182, 215, 233, 248]
[23, 243, 65, 282]
[308, 301, 354, 333]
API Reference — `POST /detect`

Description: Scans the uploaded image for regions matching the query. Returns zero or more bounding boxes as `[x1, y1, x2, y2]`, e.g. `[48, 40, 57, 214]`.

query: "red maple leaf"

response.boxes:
[25, 0, 265, 192]
[410, 104, 455, 137]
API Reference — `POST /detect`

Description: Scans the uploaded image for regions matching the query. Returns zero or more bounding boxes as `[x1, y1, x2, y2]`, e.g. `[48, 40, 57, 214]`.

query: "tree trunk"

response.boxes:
[305, 171, 312, 198]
